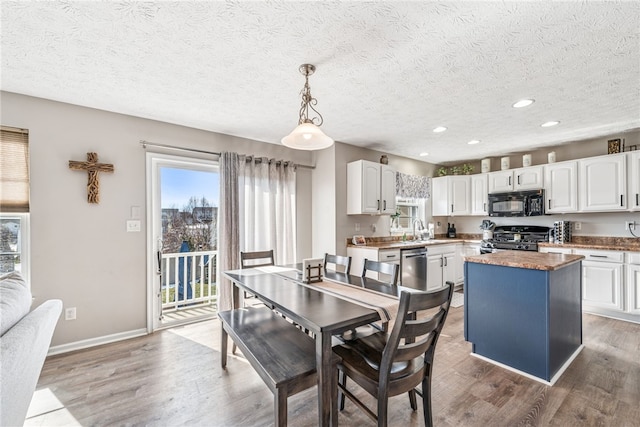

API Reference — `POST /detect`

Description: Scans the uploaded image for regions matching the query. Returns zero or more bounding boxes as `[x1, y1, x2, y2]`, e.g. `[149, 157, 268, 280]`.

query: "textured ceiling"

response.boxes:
[2, 1, 639, 164]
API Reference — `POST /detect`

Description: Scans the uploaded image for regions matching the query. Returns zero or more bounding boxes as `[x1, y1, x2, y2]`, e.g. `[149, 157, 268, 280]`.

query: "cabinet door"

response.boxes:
[488, 170, 513, 193]
[579, 153, 627, 211]
[426, 255, 443, 291]
[471, 174, 488, 215]
[582, 261, 624, 311]
[431, 176, 449, 216]
[514, 166, 543, 190]
[544, 161, 578, 213]
[443, 252, 456, 286]
[449, 176, 471, 215]
[627, 264, 640, 315]
[630, 152, 640, 211]
[362, 161, 382, 213]
[380, 165, 397, 214]
[453, 244, 464, 284]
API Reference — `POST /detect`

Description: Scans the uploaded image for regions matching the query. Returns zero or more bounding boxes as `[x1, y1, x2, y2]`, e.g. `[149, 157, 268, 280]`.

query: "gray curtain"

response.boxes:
[218, 152, 240, 312]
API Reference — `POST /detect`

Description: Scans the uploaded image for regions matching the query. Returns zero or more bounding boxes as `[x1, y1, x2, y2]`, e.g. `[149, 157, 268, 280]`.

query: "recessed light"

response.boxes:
[541, 121, 560, 127]
[467, 140, 481, 145]
[419, 152, 429, 157]
[513, 99, 535, 108]
[433, 126, 447, 133]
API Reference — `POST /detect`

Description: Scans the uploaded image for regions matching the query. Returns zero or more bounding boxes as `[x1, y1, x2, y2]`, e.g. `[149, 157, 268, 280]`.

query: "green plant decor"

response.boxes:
[462, 163, 474, 175]
[437, 167, 447, 176]
[450, 166, 462, 175]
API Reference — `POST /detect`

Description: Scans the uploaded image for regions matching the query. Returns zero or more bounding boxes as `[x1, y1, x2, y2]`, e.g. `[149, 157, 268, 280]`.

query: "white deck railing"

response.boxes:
[161, 250, 217, 311]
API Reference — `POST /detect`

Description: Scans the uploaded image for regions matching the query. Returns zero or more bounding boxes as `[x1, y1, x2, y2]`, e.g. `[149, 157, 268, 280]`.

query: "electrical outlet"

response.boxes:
[626, 221, 637, 230]
[574, 222, 581, 230]
[65, 307, 76, 321]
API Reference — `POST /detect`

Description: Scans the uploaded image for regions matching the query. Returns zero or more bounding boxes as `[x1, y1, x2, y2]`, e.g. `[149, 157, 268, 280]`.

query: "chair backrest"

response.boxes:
[379, 282, 454, 387]
[362, 259, 399, 286]
[240, 250, 275, 269]
[324, 253, 352, 274]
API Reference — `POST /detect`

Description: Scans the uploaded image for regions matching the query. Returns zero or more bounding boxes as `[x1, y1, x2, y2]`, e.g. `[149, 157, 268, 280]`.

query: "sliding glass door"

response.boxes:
[146, 152, 219, 332]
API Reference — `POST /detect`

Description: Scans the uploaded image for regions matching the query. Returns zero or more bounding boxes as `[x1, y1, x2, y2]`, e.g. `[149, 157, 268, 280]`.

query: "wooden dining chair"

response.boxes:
[240, 250, 275, 269]
[324, 253, 352, 274]
[240, 249, 275, 300]
[362, 259, 399, 286]
[333, 281, 454, 427]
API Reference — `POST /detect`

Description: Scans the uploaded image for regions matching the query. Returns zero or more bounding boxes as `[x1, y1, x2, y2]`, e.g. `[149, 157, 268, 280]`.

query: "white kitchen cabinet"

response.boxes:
[431, 176, 471, 216]
[578, 153, 627, 211]
[630, 151, 640, 211]
[426, 244, 457, 290]
[470, 174, 488, 215]
[627, 252, 640, 315]
[347, 160, 396, 215]
[538, 246, 573, 255]
[544, 160, 578, 213]
[347, 246, 400, 283]
[574, 248, 624, 312]
[488, 166, 543, 193]
[454, 243, 465, 284]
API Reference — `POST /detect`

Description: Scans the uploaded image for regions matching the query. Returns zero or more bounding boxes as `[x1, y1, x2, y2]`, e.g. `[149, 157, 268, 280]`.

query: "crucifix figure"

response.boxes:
[68, 152, 114, 204]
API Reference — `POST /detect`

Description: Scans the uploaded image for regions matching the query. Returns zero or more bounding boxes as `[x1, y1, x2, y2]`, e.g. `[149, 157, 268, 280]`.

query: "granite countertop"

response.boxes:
[346, 233, 482, 250]
[465, 251, 585, 271]
[538, 236, 640, 252]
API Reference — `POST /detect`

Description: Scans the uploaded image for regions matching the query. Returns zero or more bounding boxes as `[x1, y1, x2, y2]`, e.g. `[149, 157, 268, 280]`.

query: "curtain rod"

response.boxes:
[139, 140, 315, 169]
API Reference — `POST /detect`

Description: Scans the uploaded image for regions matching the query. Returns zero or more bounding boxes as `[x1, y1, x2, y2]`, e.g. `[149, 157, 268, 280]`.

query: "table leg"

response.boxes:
[316, 331, 337, 427]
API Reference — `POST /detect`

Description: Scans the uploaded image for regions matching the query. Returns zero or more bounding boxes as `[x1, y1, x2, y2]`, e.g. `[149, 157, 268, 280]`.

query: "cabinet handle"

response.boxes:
[444, 257, 448, 266]
[383, 200, 387, 210]
[620, 195, 624, 207]
[386, 255, 395, 259]
[451, 204, 454, 212]
[548, 199, 551, 209]
[636, 193, 639, 206]
[377, 200, 380, 210]
[440, 258, 443, 268]
[517, 175, 521, 185]
[589, 255, 608, 259]
[508, 176, 512, 186]
[483, 202, 487, 211]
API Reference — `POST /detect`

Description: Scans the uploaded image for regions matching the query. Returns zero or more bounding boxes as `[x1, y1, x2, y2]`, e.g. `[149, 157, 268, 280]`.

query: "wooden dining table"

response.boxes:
[223, 266, 405, 426]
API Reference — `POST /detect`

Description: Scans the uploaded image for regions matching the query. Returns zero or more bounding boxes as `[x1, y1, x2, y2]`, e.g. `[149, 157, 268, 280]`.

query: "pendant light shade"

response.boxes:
[281, 64, 334, 150]
[281, 122, 334, 150]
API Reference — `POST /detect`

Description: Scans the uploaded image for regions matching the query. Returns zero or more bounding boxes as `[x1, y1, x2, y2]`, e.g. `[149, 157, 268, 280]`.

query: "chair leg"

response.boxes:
[377, 395, 389, 427]
[408, 389, 417, 411]
[421, 376, 433, 427]
[338, 370, 347, 411]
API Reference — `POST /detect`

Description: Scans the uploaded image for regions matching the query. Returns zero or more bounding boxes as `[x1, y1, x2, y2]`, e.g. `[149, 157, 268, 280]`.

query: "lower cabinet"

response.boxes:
[539, 247, 639, 322]
[426, 244, 456, 291]
[347, 247, 400, 283]
[628, 253, 640, 315]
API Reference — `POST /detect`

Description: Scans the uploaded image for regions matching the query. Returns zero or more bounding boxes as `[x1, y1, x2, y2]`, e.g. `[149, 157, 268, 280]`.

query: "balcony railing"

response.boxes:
[160, 250, 217, 312]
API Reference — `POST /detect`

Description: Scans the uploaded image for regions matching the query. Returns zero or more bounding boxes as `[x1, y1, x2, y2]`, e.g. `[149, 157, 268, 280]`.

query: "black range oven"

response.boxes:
[480, 225, 551, 254]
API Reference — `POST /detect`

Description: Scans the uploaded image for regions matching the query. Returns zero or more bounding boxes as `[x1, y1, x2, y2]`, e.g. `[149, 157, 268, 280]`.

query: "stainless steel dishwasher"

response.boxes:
[400, 247, 428, 290]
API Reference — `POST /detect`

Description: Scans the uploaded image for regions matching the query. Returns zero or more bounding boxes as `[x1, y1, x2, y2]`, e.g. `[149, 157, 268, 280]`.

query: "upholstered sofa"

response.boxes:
[0, 272, 62, 427]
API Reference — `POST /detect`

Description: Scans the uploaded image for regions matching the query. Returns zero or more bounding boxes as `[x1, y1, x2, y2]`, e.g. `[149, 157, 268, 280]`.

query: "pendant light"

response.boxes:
[281, 64, 334, 150]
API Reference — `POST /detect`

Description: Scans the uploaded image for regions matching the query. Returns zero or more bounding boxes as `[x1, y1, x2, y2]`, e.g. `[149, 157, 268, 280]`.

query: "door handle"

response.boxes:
[383, 200, 387, 210]
[517, 175, 521, 185]
[508, 176, 511, 186]
[620, 195, 624, 207]
[439, 258, 443, 268]
[451, 204, 454, 212]
[444, 258, 448, 266]
[377, 200, 380, 210]
[636, 193, 639, 206]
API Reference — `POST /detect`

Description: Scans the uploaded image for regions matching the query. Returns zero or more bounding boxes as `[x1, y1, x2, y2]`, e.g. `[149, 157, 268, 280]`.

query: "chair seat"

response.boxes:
[334, 332, 425, 393]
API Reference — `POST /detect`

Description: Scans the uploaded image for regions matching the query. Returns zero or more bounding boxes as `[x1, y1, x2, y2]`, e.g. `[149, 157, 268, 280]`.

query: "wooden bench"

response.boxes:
[219, 306, 329, 426]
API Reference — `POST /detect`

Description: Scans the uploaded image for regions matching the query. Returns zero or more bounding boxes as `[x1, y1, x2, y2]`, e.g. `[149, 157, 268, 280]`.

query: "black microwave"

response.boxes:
[488, 189, 545, 217]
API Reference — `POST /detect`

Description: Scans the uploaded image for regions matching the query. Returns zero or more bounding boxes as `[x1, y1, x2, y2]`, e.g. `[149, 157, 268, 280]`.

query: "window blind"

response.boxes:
[0, 126, 30, 213]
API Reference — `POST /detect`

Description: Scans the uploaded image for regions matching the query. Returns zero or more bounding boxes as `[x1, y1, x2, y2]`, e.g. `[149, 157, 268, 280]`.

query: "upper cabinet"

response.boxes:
[347, 160, 396, 215]
[579, 153, 627, 212]
[432, 176, 471, 216]
[630, 151, 640, 212]
[488, 166, 543, 193]
[544, 160, 578, 213]
[470, 174, 489, 215]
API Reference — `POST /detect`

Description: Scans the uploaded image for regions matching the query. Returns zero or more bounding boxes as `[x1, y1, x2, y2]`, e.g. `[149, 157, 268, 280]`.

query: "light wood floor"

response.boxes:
[27, 307, 640, 426]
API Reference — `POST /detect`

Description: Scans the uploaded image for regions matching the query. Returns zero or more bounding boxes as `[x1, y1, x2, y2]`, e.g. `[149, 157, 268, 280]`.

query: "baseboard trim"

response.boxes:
[470, 344, 584, 386]
[48, 328, 148, 356]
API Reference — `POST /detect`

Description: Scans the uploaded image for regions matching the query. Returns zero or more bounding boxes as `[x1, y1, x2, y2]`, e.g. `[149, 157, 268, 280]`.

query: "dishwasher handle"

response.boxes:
[402, 252, 427, 259]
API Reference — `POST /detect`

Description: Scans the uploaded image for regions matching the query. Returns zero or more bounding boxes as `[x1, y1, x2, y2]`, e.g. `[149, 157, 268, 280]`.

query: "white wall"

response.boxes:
[1, 91, 314, 347]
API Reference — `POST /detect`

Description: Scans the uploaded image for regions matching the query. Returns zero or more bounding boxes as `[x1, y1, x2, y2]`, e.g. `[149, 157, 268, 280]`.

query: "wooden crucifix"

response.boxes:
[68, 152, 114, 204]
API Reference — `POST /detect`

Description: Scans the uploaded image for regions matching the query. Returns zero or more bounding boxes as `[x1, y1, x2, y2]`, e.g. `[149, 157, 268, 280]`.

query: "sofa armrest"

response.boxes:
[1, 299, 62, 427]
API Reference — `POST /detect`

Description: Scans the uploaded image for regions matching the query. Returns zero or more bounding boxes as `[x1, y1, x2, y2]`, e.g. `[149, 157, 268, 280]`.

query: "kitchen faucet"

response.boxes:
[413, 218, 425, 241]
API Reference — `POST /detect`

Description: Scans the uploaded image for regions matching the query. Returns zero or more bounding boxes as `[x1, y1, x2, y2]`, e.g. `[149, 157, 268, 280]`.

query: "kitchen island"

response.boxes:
[464, 251, 584, 385]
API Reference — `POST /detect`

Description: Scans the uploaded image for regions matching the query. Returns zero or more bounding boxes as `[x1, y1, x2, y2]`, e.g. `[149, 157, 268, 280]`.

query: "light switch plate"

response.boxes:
[126, 220, 141, 232]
